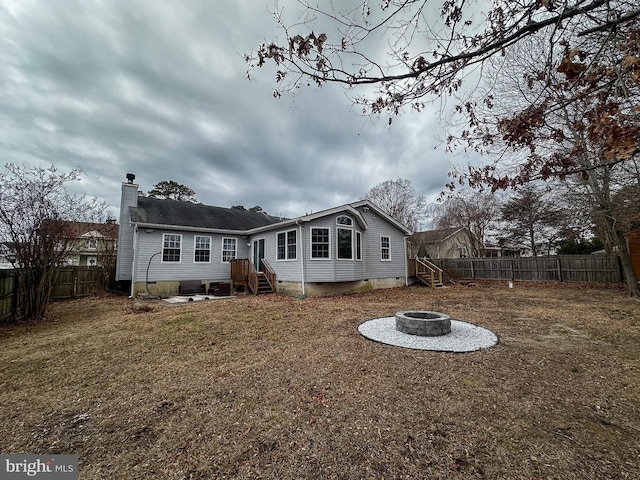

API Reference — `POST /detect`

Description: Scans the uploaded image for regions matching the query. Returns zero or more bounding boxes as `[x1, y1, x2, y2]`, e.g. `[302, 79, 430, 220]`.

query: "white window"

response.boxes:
[222, 237, 237, 262]
[337, 227, 353, 260]
[356, 231, 362, 261]
[277, 230, 297, 260]
[162, 234, 182, 262]
[311, 227, 330, 259]
[194, 235, 211, 263]
[88, 238, 97, 250]
[336, 215, 353, 226]
[381, 236, 391, 261]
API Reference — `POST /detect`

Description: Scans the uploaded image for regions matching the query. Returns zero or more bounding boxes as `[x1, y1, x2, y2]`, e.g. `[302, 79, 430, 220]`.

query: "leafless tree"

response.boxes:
[248, 0, 640, 295]
[430, 190, 500, 255]
[0, 164, 108, 320]
[455, 30, 640, 294]
[362, 178, 428, 231]
[247, 1, 638, 126]
[500, 185, 567, 256]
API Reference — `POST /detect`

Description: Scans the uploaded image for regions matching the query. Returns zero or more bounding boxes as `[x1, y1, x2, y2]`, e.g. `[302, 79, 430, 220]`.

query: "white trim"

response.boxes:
[380, 235, 391, 261]
[252, 237, 266, 272]
[310, 227, 331, 260]
[356, 231, 362, 261]
[130, 225, 139, 297]
[221, 237, 237, 263]
[336, 215, 353, 226]
[161, 233, 182, 263]
[299, 223, 306, 296]
[193, 235, 212, 263]
[404, 236, 409, 286]
[337, 227, 353, 260]
[276, 229, 297, 261]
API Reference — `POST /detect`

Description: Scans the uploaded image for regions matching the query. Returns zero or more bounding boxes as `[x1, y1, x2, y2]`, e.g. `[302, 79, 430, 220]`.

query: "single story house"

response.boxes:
[116, 175, 412, 297]
[408, 227, 481, 259]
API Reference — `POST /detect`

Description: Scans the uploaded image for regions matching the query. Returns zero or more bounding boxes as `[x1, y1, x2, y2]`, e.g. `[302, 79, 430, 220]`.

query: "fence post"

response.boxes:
[557, 257, 562, 282]
[469, 259, 474, 279]
[617, 254, 623, 283]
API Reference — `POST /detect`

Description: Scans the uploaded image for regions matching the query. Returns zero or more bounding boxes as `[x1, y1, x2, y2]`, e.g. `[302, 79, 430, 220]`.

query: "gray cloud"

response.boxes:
[1, 0, 463, 222]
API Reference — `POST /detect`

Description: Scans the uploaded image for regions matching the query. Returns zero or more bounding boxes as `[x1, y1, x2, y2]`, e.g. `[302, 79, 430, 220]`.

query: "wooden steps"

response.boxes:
[417, 273, 444, 288]
[256, 274, 274, 294]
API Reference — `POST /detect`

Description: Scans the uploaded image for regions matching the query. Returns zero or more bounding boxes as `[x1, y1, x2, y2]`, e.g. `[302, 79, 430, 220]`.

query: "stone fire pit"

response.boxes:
[395, 311, 451, 336]
[358, 311, 498, 353]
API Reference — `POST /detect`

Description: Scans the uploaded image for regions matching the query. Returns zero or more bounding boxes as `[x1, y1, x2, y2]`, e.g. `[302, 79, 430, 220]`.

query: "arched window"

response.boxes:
[336, 215, 352, 226]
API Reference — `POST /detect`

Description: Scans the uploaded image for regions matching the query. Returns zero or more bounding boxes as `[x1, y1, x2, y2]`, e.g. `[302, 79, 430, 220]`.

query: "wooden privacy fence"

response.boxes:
[0, 267, 107, 322]
[0, 269, 15, 323]
[50, 267, 106, 299]
[433, 254, 623, 283]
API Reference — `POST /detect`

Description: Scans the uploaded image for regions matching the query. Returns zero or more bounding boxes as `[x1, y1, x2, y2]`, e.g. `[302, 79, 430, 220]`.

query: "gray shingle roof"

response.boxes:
[411, 227, 465, 243]
[129, 197, 283, 231]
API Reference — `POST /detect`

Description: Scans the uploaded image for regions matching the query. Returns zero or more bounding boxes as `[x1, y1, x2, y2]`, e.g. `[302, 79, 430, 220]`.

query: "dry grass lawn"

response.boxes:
[1, 284, 639, 479]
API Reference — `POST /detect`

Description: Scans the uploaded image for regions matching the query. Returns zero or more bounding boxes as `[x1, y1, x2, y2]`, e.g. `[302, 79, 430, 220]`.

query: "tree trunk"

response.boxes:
[529, 227, 537, 256]
[611, 228, 640, 297]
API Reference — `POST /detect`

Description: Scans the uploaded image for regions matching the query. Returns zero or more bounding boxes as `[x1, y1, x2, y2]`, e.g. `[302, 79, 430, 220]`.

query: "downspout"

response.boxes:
[146, 252, 162, 298]
[130, 225, 139, 297]
[404, 236, 409, 286]
[297, 221, 306, 296]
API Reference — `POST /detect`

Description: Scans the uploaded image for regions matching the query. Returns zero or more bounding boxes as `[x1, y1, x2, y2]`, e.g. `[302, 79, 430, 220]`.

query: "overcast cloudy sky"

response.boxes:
[1, 0, 475, 223]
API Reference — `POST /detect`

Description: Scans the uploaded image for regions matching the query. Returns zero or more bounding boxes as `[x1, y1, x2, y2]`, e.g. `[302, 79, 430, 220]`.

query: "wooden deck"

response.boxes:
[230, 258, 275, 295]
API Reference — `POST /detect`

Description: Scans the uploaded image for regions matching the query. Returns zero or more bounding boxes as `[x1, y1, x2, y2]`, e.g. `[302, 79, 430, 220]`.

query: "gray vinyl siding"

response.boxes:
[295, 210, 407, 283]
[132, 229, 246, 282]
[255, 229, 301, 281]
[304, 217, 339, 282]
[359, 207, 407, 279]
[124, 202, 407, 286]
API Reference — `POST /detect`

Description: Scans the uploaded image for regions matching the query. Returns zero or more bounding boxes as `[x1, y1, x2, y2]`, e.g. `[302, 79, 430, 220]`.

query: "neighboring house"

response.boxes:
[0, 243, 14, 269]
[1, 222, 118, 270]
[116, 175, 412, 297]
[409, 227, 480, 259]
[62, 221, 119, 268]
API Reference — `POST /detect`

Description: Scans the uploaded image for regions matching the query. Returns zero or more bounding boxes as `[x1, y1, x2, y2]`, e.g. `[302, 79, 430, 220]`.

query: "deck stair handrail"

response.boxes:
[247, 262, 259, 295]
[261, 259, 276, 292]
[230, 258, 275, 295]
[415, 257, 444, 288]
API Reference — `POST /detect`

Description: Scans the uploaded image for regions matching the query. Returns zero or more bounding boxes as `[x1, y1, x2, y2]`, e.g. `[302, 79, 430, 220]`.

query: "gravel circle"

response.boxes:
[358, 317, 498, 352]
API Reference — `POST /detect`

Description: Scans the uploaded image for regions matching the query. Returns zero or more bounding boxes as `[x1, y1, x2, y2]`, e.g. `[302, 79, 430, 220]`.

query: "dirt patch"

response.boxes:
[1, 285, 639, 479]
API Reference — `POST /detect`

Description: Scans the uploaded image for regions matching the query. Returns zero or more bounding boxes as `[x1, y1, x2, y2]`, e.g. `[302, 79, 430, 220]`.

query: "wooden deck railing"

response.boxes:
[247, 266, 259, 295]
[230, 258, 251, 291]
[230, 258, 275, 295]
[262, 259, 276, 292]
[415, 257, 443, 288]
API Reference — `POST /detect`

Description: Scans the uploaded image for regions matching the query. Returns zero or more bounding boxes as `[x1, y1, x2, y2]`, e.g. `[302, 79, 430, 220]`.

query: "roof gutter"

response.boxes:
[132, 222, 249, 236]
